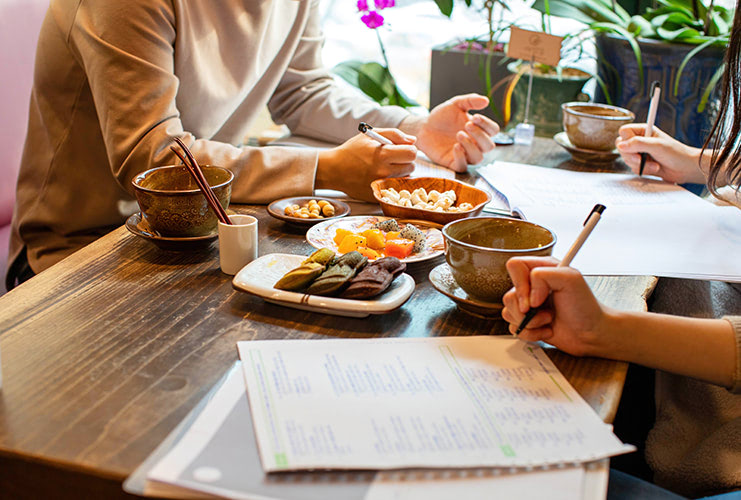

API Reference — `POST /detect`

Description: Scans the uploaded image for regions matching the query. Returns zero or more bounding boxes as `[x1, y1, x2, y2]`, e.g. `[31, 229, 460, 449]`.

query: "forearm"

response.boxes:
[597, 308, 736, 388]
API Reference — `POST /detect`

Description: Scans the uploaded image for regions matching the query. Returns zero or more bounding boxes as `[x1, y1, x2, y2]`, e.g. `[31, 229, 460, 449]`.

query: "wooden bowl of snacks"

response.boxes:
[267, 197, 351, 227]
[371, 177, 491, 225]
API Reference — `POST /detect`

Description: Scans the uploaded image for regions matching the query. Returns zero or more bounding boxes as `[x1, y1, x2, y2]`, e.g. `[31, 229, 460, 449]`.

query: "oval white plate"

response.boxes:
[232, 253, 415, 318]
[305, 216, 444, 264]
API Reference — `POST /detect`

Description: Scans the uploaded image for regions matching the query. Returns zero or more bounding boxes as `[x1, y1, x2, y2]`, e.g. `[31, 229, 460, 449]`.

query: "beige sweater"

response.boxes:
[647, 281, 741, 497]
[9, 0, 409, 274]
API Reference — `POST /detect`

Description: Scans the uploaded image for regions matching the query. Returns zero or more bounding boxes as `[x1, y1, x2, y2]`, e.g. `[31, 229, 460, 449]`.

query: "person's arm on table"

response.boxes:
[398, 94, 501, 172]
[501, 257, 739, 390]
[615, 124, 712, 184]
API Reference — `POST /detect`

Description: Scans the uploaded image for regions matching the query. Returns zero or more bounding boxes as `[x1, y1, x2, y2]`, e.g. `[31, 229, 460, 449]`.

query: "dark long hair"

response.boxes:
[705, 0, 741, 194]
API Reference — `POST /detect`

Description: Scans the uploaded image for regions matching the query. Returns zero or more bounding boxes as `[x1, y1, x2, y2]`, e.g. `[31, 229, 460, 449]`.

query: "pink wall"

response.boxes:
[0, 0, 48, 225]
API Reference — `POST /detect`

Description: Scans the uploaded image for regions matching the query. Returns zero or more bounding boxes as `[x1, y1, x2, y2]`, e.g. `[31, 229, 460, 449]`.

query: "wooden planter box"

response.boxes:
[429, 43, 511, 123]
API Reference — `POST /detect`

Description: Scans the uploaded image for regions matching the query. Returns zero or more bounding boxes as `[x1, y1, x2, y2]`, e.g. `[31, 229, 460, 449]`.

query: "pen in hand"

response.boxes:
[359, 122, 394, 145]
[514, 204, 606, 335]
[639, 81, 661, 177]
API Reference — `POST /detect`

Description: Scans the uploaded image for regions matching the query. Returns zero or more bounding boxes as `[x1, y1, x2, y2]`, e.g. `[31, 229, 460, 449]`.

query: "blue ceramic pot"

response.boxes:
[594, 34, 725, 147]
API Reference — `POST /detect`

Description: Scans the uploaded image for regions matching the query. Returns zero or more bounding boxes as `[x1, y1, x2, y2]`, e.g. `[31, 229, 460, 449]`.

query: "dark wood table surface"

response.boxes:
[0, 138, 655, 498]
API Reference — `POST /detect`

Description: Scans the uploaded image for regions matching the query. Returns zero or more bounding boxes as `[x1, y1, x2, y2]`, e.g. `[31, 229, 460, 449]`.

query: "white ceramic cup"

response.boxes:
[218, 214, 258, 275]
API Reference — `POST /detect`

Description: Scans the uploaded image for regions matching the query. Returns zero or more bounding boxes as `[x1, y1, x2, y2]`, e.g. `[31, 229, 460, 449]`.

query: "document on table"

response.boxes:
[237, 336, 632, 472]
[136, 363, 609, 500]
[477, 161, 741, 281]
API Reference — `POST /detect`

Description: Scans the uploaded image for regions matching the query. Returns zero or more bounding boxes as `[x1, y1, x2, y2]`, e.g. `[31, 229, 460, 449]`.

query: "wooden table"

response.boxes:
[0, 138, 655, 498]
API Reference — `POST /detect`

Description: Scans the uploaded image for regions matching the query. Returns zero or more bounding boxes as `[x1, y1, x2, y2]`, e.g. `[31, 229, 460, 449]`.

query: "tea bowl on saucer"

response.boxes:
[132, 165, 233, 237]
[442, 217, 556, 303]
[562, 102, 634, 151]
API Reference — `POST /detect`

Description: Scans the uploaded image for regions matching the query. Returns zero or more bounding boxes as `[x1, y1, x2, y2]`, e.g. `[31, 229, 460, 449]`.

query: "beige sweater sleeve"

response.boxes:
[267, 0, 409, 144]
[723, 315, 741, 393]
[67, 0, 406, 205]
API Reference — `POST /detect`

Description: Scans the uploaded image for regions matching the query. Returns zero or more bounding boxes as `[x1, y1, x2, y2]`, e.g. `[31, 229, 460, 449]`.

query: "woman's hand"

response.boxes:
[615, 124, 707, 184]
[316, 128, 417, 201]
[502, 257, 611, 357]
[401, 94, 500, 173]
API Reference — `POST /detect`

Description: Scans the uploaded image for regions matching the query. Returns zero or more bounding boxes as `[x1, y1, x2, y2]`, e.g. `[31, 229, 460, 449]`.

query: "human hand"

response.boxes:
[615, 124, 706, 184]
[405, 94, 500, 173]
[316, 128, 417, 202]
[501, 257, 610, 357]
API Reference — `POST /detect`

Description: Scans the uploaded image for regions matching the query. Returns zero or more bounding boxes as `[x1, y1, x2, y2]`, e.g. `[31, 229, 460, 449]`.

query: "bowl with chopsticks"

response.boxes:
[132, 165, 234, 237]
[370, 177, 491, 225]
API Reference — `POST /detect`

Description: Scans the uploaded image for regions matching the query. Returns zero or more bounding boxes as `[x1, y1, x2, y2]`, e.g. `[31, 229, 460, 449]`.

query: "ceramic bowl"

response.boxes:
[442, 217, 556, 303]
[562, 102, 634, 151]
[371, 177, 491, 225]
[132, 165, 234, 237]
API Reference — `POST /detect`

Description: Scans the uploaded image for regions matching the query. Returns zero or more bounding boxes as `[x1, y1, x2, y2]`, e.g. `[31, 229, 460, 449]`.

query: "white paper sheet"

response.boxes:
[144, 363, 608, 500]
[237, 337, 632, 472]
[478, 161, 741, 281]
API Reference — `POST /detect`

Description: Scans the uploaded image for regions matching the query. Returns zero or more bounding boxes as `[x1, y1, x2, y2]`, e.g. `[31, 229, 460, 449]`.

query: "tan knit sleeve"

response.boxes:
[722, 316, 741, 393]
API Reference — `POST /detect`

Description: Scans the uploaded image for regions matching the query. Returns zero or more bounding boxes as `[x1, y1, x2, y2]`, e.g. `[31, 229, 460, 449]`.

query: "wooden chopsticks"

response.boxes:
[170, 137, 231, 225]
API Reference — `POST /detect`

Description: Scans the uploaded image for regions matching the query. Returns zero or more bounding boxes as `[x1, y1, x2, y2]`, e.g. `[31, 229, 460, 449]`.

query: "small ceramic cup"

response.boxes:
[442, 217, 556, 303]
[562, 102, 635, 151]
[218, 214, 258, 275]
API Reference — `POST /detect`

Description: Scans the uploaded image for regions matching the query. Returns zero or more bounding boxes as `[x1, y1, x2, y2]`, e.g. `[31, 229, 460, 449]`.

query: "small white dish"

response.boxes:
[306, 216, 444, 264]
[232, 254, 415, 318]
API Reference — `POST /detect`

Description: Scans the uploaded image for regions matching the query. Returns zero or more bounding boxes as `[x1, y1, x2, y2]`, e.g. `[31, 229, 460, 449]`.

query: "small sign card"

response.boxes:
[507, 27, 563, 67]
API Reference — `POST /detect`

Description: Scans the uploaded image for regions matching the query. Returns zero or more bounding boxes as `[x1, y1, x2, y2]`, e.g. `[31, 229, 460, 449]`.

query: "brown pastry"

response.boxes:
[341, 257, 406, 299]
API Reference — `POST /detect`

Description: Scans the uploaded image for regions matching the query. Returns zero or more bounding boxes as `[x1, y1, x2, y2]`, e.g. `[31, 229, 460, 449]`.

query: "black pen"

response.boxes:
[358, 122, 393, 145]
[639, 81, 661, 177]
[514, 204, 606, 335]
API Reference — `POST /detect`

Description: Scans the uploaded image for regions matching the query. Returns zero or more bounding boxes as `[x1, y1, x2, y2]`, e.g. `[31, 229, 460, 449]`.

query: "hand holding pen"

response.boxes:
[639, 81, 661, 177]
[512, 204, 606, 336]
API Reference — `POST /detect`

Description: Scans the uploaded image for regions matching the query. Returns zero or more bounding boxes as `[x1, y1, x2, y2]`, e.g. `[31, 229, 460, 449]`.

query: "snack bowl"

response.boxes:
[442, 217, 556, 303]
[132, 165, 233, 237]
[267, 197, 350, 227]
[371, 177, 491, 225]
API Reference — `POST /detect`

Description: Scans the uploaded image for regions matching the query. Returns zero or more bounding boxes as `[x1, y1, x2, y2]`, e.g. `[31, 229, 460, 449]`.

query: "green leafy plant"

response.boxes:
[530, 0, 733, 110]
[332, 0, 417, 108]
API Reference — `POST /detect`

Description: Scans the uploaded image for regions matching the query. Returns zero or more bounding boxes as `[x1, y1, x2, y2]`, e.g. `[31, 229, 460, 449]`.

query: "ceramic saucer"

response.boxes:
[553, 132, 620, 164]
[125, 212, 217, 251]
[429, 263, 503, 320]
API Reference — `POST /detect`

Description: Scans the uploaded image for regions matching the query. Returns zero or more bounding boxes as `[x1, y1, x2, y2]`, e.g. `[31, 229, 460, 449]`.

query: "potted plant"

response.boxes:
[429, 0, 513, 121]
[431, 2, 597, 135]
[332, 0, 418, 108]
[531, 0, 732, 146]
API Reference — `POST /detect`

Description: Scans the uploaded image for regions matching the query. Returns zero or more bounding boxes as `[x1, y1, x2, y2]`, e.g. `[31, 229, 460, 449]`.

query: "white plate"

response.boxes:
[305, 216, 444, 264]
[232, 253, 415, 318]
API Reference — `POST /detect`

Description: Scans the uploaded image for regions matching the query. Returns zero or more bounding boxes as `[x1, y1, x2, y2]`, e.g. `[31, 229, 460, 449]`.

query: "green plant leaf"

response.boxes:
[433, 0, 454, 17]
[531, 0, 629, 26]
[332, 61, 417, 108]
[674, 36, 723, 95]
[653, 0, 694, 18]
[627, 15, 656, 36]
[591, 22, 644, 86]
[698, 63, 725, 112]
[650, 12, 698, 30]
[656, 26, 702, 40]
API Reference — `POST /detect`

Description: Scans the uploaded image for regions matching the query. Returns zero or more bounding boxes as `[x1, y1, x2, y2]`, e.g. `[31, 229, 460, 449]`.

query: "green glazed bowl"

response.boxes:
[442, 217, 556, 303]
[132, 165, 234, 237]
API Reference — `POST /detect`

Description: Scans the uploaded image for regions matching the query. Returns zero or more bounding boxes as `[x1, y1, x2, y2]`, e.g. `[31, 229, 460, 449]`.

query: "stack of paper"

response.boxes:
[136, 358, 614, 499]
[478, 161, 741, 281]
[238, 337, 631, 472]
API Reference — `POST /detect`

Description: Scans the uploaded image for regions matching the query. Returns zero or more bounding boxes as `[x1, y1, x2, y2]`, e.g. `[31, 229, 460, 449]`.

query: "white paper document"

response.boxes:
[143, 363, 608, 500]
[237, 337, 632, 472]
[477, 161, 741, 281]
